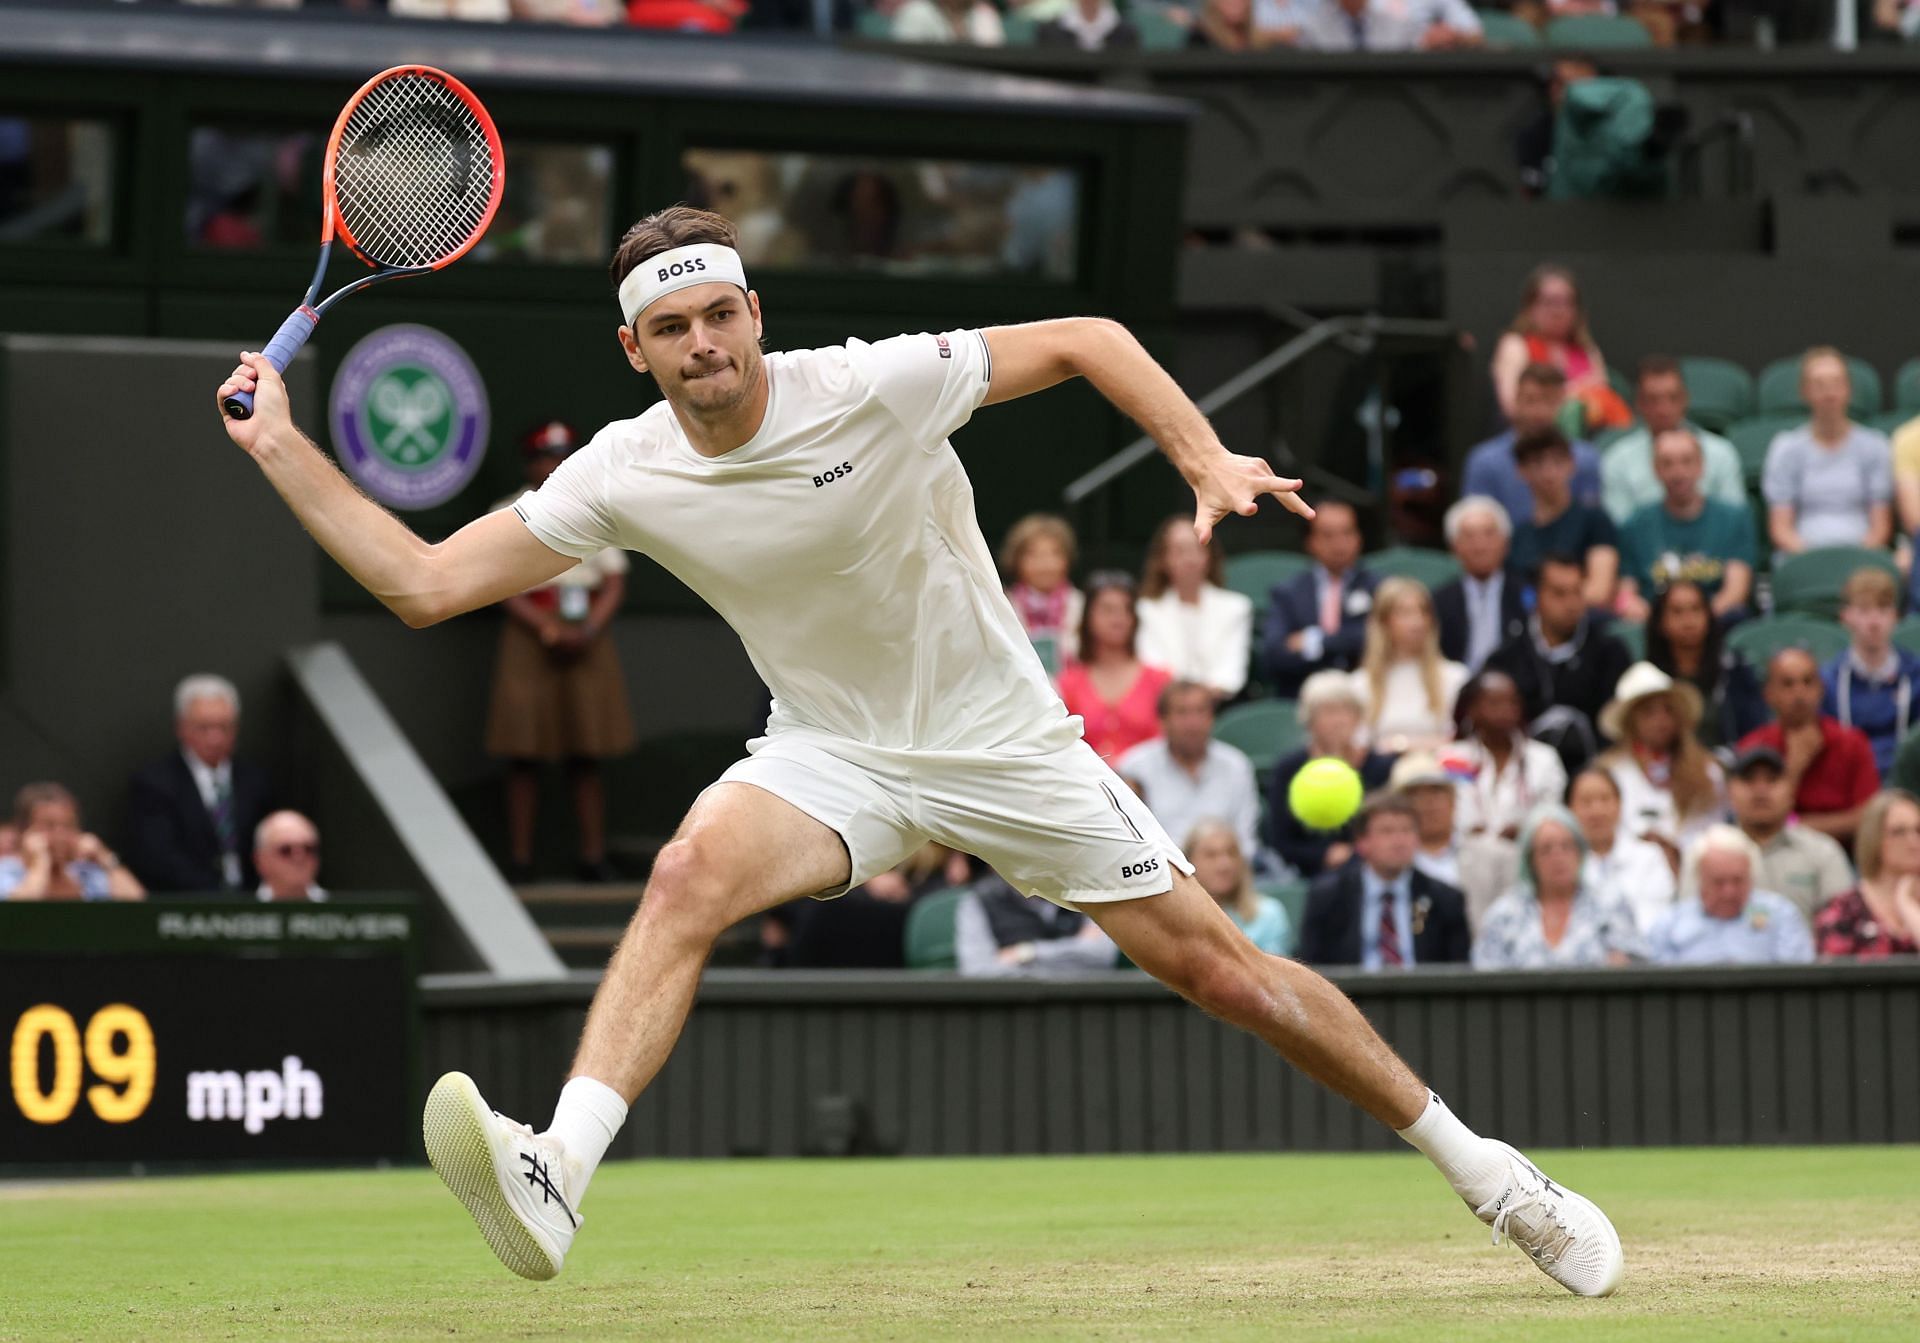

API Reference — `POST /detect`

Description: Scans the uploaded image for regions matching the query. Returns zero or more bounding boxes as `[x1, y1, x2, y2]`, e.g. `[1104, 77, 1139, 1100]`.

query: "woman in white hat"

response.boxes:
[1596, 662, 1725, 861]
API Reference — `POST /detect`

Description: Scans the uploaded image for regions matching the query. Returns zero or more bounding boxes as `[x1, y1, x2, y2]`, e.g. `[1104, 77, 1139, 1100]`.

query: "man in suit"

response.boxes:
[1258, 499, 1379, 696]
[124, 674, 274, 894]
[1433, 495, 1527, 672]
[1299, 792, 1471, 969]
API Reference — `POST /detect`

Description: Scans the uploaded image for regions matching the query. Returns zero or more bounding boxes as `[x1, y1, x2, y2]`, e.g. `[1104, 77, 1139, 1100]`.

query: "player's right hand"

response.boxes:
[216, 352, 290, 455]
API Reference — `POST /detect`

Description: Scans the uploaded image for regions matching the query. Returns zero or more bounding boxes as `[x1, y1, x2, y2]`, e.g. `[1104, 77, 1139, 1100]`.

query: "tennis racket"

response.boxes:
[219, 65, 505, 420]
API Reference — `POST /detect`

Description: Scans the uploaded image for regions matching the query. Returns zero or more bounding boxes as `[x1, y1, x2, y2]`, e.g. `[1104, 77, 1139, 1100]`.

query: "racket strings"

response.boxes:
[333, 74, 497, 270]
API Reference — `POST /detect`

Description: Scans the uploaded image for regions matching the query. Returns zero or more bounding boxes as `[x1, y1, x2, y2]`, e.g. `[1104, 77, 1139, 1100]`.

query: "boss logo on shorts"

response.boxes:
[1120, 857, 1160, 881]
[656, 257, 708, 282]
[813, 460, 854, 488]
[935, 334, 952, 360]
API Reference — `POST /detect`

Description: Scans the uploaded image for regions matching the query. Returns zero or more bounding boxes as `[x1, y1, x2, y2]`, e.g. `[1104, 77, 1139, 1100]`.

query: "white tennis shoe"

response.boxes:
[423, 1071, 579, 1281]
[1474, 1141, 1624, 1297]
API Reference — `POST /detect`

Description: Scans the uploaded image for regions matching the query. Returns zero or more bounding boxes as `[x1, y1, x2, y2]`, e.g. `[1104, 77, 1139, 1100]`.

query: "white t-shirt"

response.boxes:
[514, 329, 1070, 753]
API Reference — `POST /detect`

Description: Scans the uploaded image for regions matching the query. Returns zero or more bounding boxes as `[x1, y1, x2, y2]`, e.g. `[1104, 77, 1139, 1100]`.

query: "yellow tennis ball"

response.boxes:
[1288, 756, 1364, 832]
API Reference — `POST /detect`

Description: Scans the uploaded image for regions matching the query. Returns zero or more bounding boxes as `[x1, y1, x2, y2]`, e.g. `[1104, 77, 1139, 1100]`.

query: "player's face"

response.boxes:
[621, 283, 764, 416]
[1188, 830, 1244, 902]
[1568, 774, 1619, 846]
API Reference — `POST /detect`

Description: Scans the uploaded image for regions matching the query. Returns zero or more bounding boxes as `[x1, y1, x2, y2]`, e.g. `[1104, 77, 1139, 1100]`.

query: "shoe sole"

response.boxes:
[423, 1071, 561, 1282]
[1490, 1141, 1624, 1298]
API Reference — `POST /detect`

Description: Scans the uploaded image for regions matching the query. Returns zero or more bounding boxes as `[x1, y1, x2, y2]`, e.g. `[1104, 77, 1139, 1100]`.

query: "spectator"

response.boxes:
[254, 810, 326, 904]
[1508, 428, 1619, 610]
[1461, 363, 1603, 529]
[1257, 499, 1377, 696]
[771, 843, 970, 970]
[1391, 750, 1518, 924]
[1445, 668, 1568, 844]
[1615, 428, 1757, 624]
[1649, 826, 1815, 966]
[1814, 790, 1920, 959]
[955, 872, 1117, 977]
[125, 674, 274, 894]
[625, 0, 748, 33]
[1185, 818, 1291, 955]
[1596, 662, 1725, 858]
[1135, 515, 1253, 701]
[1358, 578, 1467, 754]
[1822, 566, 1920, 779]
[1267, 670, 1397, 879]
[1896, 726, 1920, 796]
[1433, 497, 1527, 673]
[1298, 793, 1471, 969]
[1489, 264, 1625, 434]
[1601, 355, 1748, 525]
[1002, 513, 1083, 675]
[1261, 0, 1484, 49]
[1189, 0, 1256, 47]
[1037, 0, 1141, 47]
[512, 0, 624, 21]
[1763, 347, 1894, 556]
[1568, 766, 1674, 935]
[486, 422, 636, 884]
[1484, 553, 1635, 772]
[1726, 744, 1854, 925]
[1057, 572, 1173, 764]
[1737, 647, 1880, 846]
[1890, 391, 1920, 564]
[0, 783, 145, 902]
[890, 0, 1005, 41]
[1471, 804, 1646, 970]
[1644, 580, 1767, 750]
[1118, 680, 1263, 866]
[388, 0, 511, 17]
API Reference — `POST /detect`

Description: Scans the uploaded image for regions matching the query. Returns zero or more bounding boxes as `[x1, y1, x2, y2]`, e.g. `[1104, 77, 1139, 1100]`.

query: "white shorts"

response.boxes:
[710, 727, 1194, 907]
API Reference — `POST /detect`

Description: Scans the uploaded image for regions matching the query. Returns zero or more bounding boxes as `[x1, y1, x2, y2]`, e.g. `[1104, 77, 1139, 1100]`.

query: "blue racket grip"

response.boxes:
[222, 306, 318, 420]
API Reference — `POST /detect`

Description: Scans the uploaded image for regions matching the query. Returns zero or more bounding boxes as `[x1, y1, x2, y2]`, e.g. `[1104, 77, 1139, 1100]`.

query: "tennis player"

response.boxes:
[216, 205, 1622, 1298]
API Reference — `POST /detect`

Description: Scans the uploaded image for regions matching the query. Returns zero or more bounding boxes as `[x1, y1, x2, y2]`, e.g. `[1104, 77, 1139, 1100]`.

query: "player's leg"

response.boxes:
[425, 779, 856, 1281]
[1080, 872, 1623, 1297]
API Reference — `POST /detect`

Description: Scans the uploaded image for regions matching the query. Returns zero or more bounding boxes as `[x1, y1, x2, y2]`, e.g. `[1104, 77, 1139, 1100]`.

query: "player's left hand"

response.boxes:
[1189, 450, 1313, 545]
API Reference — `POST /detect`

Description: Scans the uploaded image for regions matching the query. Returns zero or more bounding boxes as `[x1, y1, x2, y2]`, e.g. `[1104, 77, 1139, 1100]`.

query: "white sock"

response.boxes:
[1396, 1090, 1507, 1208]
[543, 1076, 628, 1202]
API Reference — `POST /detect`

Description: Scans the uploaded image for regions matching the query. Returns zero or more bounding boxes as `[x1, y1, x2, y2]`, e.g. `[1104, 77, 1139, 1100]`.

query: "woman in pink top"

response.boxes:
[1056, 571, 1172, 763]
[1489, 263, 1624, 433]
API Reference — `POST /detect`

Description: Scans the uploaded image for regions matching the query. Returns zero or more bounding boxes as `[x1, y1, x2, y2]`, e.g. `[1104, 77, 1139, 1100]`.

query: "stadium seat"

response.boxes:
[1001, 13, 1039, 43]
[1897, 357, 1920, 414]
[1895, 615, 1920, 657]
[1475, 9, 1541, 46]
[1544, 13, 1653, 45]
[1132, 4, 1189, 49]
[904, 886, 967, 970]
[1770, 547, 1901, 621]
[1258, 878, 1311, 941]
[1364, 546, 1460, 590]
[1756, 354, 1882, 419]
[1606, 364, 1635, 405]
[1591, 423, 1636, 453]
[1678, 357, 1756, 433]
[854, 9, 892, 37]
[1225, 550, 1312, 608]
[1867, 409, 1912, 437]
[1726, 413, 1804, 483]
[1213, 699, 1303, 774]
[1613, 620, 1646, 660]
[1725, 614, 1849, 665]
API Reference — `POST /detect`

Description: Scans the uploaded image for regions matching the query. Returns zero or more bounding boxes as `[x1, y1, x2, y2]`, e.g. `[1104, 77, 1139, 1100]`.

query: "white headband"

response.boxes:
[618, 243, 749, 325]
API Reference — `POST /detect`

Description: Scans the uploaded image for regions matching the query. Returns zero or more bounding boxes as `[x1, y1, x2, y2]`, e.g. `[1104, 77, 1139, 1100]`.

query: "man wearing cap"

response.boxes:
[1648, 825, 1814, 965]
[484, 419, 637, 884]
[219, 204, 1626, 1298]
[1737, 648, 1880, 846]
[1725, 743, 1855, 923]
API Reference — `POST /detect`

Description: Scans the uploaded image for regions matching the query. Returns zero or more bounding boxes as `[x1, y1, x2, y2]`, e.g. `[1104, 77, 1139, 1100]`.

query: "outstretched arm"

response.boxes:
[981, 319, 1314, 543]
[217, 352, 571, 628]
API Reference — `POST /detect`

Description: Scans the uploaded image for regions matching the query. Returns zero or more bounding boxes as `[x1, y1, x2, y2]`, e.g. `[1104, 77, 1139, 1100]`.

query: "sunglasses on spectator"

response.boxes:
[271, 842, 320, 860]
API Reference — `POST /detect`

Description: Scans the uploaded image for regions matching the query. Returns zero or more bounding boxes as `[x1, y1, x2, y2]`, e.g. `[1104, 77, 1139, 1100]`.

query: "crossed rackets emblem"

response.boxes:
[368, 370, 450, 464]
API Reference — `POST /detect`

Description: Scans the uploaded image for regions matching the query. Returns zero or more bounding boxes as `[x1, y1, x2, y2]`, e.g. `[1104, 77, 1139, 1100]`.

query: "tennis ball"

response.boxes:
[1288, 756, 1364, 832]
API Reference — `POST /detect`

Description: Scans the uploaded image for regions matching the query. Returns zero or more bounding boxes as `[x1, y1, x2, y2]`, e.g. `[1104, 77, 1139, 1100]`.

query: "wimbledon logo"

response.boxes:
[329, 324, 488, 511]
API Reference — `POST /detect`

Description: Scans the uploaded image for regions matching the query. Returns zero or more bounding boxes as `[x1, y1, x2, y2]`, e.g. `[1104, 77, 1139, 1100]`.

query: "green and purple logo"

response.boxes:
[329, 324, 487, 511]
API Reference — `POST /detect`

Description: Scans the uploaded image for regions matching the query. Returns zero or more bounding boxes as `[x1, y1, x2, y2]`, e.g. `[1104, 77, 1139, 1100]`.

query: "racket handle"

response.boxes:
[222, 306, 319, 420]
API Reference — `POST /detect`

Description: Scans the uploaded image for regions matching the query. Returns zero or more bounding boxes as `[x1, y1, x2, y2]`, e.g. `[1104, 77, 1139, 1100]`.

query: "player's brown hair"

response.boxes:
[608, 205, 740, 296]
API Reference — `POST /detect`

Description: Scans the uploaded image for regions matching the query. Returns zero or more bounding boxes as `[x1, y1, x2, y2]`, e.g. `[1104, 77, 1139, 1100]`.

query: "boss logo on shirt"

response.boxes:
[1121, 858, 1160, 880]
[656, 257, 707, 281]
[935, 335, 952, 360]
[813, 460, 854, 488]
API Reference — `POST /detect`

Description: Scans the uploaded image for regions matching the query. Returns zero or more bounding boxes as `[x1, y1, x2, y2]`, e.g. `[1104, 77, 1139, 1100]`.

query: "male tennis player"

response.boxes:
[217, 205, 1622, 1298]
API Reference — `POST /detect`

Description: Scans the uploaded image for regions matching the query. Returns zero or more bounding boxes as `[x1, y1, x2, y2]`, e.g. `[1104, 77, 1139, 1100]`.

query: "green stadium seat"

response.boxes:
[1756, 354, 1882, 419]
[1475, 9, 1541, 46]
[1591, 423, 1636, 453]
[1770, 547, 1901, 621]
[1678, 357, 1755, 433]
[1606, 364, 1634, 405]
[854, 9, 892, 38]
[1213, 699, 1303, 774]
[1257, 878, 1310, 949]
[1897, 357, 1920, 414]
[1867, 409, 1913, 437]
[1726, 413, 1804, 483]
[1132, 4, 1189, 48]
[1726, 614, 1849, 666]
[1544, 13, 1653, 45]
[1225, 550, 1311, 608]
[904, 886, 967, 970]
[1001, 12, 1039, 43]
[1895, 615, 1920, 658]
[1364, 546, 1460, 590]
[1613, 620, 1646, 660]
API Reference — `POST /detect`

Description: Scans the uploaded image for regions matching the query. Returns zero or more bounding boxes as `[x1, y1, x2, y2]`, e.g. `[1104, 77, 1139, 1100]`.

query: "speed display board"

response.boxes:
[1, 903, 416, 1168]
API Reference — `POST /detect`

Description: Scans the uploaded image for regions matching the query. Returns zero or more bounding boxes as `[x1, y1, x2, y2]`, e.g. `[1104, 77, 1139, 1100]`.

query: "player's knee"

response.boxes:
[640, 836, 733, 944]
[1186, 946, 1287, 1032]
